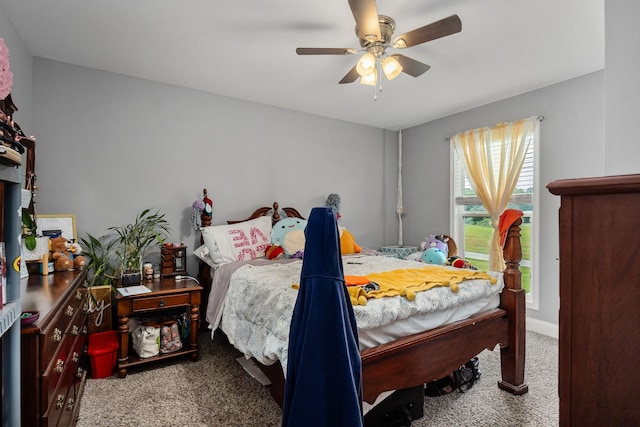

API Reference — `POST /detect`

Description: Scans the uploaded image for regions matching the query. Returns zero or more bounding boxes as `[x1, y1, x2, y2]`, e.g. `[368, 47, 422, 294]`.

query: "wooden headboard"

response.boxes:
[198, 190, 305, 230]
[226, 201, 305, 226]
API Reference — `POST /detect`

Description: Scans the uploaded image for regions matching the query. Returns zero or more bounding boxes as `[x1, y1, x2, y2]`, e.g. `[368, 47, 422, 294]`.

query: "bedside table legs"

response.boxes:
[190, 305, 200, 361]
[117, 315, 130, 377]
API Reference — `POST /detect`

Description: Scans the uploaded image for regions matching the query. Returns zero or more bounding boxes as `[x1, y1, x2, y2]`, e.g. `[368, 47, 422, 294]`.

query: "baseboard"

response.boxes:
[526, 317, 558, 339]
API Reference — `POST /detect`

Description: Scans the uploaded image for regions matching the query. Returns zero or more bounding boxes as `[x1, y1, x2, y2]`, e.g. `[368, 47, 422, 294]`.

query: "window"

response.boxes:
[450, 123, 538, 309]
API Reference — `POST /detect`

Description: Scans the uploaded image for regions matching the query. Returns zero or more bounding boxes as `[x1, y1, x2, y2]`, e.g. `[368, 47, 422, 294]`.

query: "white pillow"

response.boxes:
[193, 244, 217, 269]
[201, 216, 272, 264]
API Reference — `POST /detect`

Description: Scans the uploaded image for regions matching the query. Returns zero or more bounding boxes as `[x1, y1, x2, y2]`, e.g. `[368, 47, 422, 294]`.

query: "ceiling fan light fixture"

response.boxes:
[391, 38, 407, 49]
[356, 52, 376, 76]
[360, 71, 377, 86]
[382, 56, 403, 80]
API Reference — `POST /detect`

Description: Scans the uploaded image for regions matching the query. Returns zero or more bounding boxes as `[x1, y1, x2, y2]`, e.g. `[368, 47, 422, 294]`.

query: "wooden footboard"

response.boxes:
[197, 200, 528, 407]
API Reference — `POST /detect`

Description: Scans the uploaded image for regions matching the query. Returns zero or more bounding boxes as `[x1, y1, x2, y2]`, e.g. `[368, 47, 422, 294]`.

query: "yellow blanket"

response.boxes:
[346, 266, 497, 306]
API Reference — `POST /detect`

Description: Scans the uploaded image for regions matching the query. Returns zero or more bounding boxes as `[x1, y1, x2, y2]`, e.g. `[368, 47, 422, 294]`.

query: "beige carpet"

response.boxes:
[76, 330, 558, 427]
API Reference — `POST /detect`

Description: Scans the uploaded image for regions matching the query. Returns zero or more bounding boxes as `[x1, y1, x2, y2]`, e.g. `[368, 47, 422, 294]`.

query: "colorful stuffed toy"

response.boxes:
[421, 247, 447, 265]
[447, 256, 477, 270]
[420, 235, 449, 254]
[339, 226, 361, 255]
[265, 244, 285, 260]
[271, 217, 308, 256]
[49, 235, 85, 271]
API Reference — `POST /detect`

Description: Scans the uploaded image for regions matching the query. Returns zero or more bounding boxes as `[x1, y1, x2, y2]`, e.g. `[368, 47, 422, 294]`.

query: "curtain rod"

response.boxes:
[442, 115, 544, 142]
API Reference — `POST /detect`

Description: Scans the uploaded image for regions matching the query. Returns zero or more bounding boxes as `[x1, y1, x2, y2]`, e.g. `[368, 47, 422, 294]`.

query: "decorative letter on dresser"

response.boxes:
[21, 270, 89, 427]
[548, 174, 640, 426]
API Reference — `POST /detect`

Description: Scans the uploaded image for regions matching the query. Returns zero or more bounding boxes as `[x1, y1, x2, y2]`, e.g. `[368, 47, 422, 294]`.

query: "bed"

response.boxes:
[195, 200, 528, 408]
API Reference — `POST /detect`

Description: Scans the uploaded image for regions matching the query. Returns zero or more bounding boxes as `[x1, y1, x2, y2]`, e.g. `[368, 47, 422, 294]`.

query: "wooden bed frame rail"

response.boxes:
[196, 198, 528, 406]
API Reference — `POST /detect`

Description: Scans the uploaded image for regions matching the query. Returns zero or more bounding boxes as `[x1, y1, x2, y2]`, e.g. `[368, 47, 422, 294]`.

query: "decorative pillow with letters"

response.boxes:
[202, 216, 272, 265]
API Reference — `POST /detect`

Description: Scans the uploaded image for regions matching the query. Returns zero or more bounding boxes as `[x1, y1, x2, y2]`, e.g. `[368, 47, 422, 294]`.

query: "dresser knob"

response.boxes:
[76, 290, 83, 300]
[76, 367, 85, 378]
[159, 299, 166, 307]
[72, 352, 79, 363]
[71, 325, 79, 335]
[66, 305, 74, 317]
[55, 359, 64, 373]
[56, 394, 65, 409]
[66, 397, 75, 411]
[53, 328, 62, 342]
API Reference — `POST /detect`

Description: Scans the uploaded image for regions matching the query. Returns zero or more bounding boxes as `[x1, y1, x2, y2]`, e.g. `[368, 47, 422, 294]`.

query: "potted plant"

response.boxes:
[79, 232, 118, 288]
[109, 209, 171, 285]
[80, 208, 171, 287]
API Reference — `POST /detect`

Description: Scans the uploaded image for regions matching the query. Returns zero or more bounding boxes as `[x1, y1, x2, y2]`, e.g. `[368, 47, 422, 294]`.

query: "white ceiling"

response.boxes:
[0, 0, 604, 130]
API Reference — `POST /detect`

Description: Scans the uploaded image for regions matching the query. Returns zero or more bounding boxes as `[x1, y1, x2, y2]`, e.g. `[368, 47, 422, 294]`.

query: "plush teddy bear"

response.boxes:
[49, 235, 85, 271]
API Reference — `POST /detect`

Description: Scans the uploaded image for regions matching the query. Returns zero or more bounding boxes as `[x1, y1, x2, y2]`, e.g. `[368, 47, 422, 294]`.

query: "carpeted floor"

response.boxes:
[76, 330, 558, 427]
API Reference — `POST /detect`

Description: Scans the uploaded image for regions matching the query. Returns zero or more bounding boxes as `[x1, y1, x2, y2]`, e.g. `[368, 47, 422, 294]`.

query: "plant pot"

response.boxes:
[121, 270, 142, 286]
[121, 256, 142, 286]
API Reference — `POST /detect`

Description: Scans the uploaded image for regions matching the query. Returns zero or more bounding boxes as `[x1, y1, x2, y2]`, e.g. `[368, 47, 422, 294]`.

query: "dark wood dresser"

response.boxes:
[21, 269, 89, 427]
[548, 174, 640, 426]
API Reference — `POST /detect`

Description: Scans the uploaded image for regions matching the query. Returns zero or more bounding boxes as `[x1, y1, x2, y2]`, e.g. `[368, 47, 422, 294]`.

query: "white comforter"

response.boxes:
[215, 255, 503, 372]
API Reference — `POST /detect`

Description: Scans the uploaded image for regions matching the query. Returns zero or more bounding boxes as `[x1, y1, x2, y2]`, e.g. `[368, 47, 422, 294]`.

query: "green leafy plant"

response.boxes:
[79, 233, 118, 287]
[80, 208, 171, 287]
[21, 208, 37, 250]
[109, 209, 171, 274]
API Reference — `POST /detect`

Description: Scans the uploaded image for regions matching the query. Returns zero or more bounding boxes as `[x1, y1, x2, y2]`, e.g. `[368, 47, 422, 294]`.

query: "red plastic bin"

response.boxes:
[87, 330, 119, 379]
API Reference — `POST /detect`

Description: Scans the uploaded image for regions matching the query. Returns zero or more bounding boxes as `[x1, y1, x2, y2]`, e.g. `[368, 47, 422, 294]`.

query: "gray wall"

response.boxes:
[605, 0, 640, 174]
[31, 59, 391, 274]
[399, 71, 605, 326]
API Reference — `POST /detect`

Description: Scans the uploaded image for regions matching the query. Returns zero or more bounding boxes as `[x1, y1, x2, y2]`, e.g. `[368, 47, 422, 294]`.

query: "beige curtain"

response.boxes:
[451, 116, 538, 271]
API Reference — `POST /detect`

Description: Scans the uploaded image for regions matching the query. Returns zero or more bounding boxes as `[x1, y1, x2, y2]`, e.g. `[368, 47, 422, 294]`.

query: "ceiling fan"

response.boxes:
[296, 0, 462, 91]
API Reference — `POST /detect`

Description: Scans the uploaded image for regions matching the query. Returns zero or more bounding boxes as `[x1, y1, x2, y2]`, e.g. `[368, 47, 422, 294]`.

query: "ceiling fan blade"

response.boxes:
[296, 48, 357, 55]
[348, 0, 381, 42]
[392, 54, 431, 77]
[339, 65, 360, 84]
[392, 14, 462, 48]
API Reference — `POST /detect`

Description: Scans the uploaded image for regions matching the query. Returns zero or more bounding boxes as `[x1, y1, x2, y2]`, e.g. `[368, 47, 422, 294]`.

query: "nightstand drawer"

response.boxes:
[132, 293, 190, 312]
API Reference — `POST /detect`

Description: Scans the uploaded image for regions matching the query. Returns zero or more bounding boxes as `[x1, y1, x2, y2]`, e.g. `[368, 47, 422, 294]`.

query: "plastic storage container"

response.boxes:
[87, 330, 119, 379]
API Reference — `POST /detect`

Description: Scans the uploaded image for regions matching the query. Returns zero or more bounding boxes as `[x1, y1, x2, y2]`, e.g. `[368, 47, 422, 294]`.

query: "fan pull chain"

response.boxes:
[374, 56, 382, 101]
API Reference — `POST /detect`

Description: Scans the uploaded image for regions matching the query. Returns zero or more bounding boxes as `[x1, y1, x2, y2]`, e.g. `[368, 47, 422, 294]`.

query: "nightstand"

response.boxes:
[114, 276, 202, 377]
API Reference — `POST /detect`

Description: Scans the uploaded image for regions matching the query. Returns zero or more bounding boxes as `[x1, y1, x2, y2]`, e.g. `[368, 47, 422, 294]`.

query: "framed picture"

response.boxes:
[36, 214, 77, 241]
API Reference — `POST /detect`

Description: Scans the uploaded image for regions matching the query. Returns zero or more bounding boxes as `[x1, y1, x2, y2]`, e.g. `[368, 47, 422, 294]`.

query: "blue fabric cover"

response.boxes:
[282, 206, 363, 427]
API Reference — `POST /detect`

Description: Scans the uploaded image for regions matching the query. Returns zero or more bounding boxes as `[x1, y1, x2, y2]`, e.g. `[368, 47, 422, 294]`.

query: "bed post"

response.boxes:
[498, 218, 528, 395]
[198, 189, 213, 293]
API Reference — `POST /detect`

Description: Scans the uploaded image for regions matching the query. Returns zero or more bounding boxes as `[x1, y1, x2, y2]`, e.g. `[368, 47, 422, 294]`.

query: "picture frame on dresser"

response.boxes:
[36, 214, 77, 241]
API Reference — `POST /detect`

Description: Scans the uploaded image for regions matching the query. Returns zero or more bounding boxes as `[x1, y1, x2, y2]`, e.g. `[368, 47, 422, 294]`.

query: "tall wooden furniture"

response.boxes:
[0, 163, 23, 426]
[548, 174, 640, 426]
[21, 269, 89, 427]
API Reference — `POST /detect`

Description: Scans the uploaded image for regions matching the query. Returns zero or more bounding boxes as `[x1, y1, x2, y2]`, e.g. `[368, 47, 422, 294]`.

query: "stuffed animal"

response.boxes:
[421, 247, 447, 265]
[49, 235, 85, 271]
[271, 217, 308, 256]
[447, 256, 477, 270]
[265, 244, 285, 260]
[339, 226, 361, 255]
[420, 235, 449, 254]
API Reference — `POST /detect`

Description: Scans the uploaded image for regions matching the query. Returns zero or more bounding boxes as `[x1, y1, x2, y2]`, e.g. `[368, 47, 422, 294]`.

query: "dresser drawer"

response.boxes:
[132, 293, 190, 312]
[40, 288, 87, 366]
[42, 310, 87, 411]
[43, 358, 76, 427]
